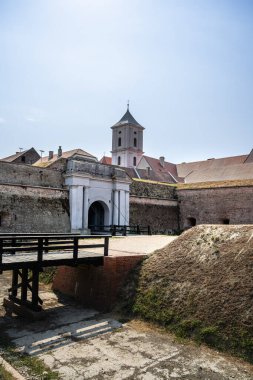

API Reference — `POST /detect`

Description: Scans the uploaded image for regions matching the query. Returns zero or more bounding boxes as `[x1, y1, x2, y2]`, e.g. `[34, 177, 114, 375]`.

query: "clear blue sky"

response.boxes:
[0, 0, 252, 163]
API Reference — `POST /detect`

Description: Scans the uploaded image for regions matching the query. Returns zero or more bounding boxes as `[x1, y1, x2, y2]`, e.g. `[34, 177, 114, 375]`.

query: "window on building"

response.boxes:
[118, 137, 121, 147]
[21, 156, 26, 163]
[222, 218, 230, 224]
[118, 131, 121, 134]
[186, 217, 196, 227]
[118, 156, 121, 165]
[133, 157, 137, 166]
[134, 138, 137, 147]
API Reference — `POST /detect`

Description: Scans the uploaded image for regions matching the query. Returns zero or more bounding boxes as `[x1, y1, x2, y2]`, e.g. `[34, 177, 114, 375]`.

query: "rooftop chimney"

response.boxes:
[48, 151, 54, 160]
[57, 146, 62, 158]
[159, 156, 165, 167]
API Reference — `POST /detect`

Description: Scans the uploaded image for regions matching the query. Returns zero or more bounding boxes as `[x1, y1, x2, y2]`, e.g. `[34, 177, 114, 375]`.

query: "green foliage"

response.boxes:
[133, 287, 175, 325]
[197, 326, 219, 346]
[173, 319, 202, 339]
[125, 284, 253, 363]
[0, 364, 15, 380]
[0, 331, 59, 379]
[14, 355, 59, 379]
[39, 267, 56, 285]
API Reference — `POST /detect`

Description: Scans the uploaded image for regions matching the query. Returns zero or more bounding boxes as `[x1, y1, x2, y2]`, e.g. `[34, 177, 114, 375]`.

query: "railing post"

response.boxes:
[137, 225, 141, 234]
[123, 225, 127, 236]
[37, 237, 43, 264]
[44, 237, 49, 253]
[104, 236, 109, 256]
[112, 225, 116, 236]
[148, 225, 152, 235]
[21, 268, 28, 304]
[73, 237, 78, 262]
[11, 238, 16, 255]
[11, 269, 18, 298]
[0, 238, 3, 267]
[32, 269, 39, 309]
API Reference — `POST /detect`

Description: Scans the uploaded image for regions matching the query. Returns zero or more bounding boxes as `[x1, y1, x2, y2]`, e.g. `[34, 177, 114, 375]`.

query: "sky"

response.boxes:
[0, 0, 252, 163]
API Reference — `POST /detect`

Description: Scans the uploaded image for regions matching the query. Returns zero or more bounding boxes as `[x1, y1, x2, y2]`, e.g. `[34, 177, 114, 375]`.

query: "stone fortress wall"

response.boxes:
[0, 161, 64, 188]
[129, 180, 179, 233]
[0, 161, 70, 233]
[0, 161, 253, 233]
[130, 179, 253, 232]
[178, 181, 253, 230]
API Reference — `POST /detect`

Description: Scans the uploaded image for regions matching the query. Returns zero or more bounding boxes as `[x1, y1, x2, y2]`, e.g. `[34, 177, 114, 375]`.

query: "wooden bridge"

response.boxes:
[0, 233, 110, 314]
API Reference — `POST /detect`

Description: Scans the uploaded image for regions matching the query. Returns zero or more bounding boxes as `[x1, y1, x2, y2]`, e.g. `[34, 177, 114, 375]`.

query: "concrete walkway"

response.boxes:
[1, 290, 252, 380]
[82, 235, 177, 257]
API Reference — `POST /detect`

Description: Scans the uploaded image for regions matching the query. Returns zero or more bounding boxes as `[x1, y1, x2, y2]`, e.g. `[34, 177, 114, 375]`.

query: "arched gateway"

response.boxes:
[65, 156, 131, 233]
[88, 201, 105, 228]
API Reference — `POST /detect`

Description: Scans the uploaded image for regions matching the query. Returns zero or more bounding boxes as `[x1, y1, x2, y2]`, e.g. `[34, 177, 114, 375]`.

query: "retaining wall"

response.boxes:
[178, 185, 253, 229]
[53, 255, 145, 311]
[129, 180, 178, 233]
[0, 161, 64, 188]
[0, 184, 70, 233]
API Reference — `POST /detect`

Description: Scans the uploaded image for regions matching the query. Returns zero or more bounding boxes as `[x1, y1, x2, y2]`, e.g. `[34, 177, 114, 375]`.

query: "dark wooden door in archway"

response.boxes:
[88, 201, 105, 228]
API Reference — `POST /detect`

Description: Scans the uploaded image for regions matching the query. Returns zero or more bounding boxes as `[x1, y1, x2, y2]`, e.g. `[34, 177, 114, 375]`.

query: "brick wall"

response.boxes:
[53, 255, 145, 311]
[178, 185, 253, 229]
[0, 184, 70, 233]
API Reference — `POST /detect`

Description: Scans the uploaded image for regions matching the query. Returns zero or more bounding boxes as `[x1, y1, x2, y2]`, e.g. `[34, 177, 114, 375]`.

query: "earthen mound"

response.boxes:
[123, 225, 253, 362]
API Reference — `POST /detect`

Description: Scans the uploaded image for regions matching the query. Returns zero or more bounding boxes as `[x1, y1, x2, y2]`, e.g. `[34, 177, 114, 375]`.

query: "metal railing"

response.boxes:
[89, 225, 152, 236]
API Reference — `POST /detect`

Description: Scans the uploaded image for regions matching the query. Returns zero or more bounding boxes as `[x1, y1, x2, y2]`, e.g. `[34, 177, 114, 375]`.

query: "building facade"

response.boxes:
[65, 157, 131, 233]
[111, 106, 144, 168]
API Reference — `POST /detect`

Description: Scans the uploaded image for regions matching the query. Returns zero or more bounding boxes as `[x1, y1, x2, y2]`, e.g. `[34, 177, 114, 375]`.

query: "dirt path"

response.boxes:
[0, 271, 253, 380]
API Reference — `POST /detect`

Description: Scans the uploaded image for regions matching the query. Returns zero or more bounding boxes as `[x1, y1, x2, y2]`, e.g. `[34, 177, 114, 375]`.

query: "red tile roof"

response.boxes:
[176, 154, 248, 178]
[184, 162, 253, 183]
[34, 148, 96, 167]
[100, 156, 112, 165]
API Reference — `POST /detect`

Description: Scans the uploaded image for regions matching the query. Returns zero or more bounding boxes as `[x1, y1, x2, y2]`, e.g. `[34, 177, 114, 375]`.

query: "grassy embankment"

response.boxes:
[118, 225, 253, 363]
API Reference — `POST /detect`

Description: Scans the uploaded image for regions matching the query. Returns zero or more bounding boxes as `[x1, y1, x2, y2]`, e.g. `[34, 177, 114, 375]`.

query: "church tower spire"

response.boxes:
[111, 106, 144, 168]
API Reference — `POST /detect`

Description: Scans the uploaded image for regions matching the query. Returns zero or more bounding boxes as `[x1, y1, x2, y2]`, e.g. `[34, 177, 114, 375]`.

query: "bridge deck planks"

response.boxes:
[1, 249, 104, 270]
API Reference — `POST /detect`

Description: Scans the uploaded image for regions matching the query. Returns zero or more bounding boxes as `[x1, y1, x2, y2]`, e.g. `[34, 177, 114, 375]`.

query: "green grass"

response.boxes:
[123, 283, 253, 364]
[0, 331, 59, 380]
[0, 364, 15, 380]
[39, 267, 57, 285]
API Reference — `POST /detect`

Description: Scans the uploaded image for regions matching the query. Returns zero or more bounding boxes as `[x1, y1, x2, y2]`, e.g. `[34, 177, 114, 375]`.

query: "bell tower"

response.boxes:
[111, 104, 144, 168]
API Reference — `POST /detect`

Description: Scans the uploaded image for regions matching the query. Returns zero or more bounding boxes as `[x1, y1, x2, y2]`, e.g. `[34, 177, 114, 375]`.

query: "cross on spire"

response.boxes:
[127, 100, 130, 111]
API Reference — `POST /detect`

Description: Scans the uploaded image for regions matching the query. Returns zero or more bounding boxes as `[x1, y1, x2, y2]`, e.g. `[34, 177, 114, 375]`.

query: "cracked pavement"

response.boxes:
[0, 272, 253, 379]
